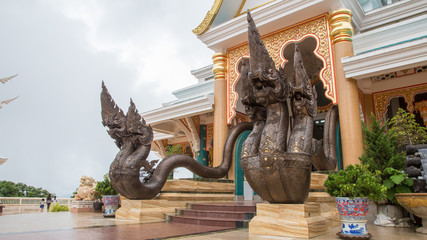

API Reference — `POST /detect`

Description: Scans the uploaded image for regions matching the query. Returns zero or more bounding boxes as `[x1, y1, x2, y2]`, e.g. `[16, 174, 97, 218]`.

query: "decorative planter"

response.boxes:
[336, 197, 371, 238]
[396, 193, 427, 234]
[102, 195, 120, 217]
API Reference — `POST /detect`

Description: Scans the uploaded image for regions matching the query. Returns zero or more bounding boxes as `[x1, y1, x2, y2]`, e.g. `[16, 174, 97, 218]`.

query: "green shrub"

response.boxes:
[324, 164, 386, 202]
[49, 203, 69, 212]
[95, 174, 117, 197]
[389, 108, 427, 148]
[381, 167, 413, 205]
[359, 113, 405, 173]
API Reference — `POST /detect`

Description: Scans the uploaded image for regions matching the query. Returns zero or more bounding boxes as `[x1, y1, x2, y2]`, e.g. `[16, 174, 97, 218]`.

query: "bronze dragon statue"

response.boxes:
[237, 12, 339, 203]
[101, 82, 252, 199]
[100, 12, 338, 202]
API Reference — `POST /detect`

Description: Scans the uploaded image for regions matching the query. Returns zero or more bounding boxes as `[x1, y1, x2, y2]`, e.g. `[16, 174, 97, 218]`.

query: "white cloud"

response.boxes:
[0, 0, 214, 197]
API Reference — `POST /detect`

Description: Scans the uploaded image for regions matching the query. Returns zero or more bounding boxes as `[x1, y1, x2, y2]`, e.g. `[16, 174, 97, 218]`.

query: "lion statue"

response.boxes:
[74, 176, 96, 201]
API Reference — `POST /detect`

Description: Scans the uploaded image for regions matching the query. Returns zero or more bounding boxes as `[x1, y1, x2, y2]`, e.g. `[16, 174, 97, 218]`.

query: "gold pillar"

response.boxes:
[363, 94, 374, 126]
[212, 53, 228, 168]
[329, 9, 364, 167]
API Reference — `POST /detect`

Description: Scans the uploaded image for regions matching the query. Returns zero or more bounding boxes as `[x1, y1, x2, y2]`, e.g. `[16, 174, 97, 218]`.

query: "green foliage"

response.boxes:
[381, 167, 413, 205]
[359, 113, 405, 173]
[70, 188, 78, 198]
[93, 191, 102, 200]
[389, 108, 427, 148]
[49, 203, 69, 212]
[94, 174, 117, 197]
[0, 180, 53, 197]
[165, 144, 181, 179]
[324, 164, 386, 202]
[166, 144, 183, 156]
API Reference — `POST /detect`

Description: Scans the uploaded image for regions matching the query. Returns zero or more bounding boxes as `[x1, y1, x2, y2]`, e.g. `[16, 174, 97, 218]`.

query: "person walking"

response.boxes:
[46, 194, 52, 212]
[40, 198, 45, 212]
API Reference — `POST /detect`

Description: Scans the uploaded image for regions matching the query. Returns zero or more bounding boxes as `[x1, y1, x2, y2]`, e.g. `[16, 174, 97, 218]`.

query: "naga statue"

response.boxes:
[237, 12, 338, 203]
[100, 11, 338, 202]
[101, 82, 252, 199]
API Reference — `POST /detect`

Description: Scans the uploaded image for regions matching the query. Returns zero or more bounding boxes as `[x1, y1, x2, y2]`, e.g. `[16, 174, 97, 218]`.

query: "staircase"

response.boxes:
[167, 202, 257, 228]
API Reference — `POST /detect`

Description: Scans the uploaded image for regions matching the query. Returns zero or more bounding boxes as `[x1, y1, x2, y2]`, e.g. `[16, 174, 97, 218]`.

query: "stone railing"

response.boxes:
[0, 197, 73, 214]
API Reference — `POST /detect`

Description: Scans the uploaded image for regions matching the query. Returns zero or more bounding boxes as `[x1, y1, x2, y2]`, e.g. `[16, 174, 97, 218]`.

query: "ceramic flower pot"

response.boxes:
[102, 195, 120, 217]
[336, 197, 370, 237]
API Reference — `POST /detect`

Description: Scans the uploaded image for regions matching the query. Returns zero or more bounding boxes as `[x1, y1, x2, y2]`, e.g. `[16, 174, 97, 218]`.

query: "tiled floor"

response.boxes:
[0, 211, 426, 240]
[0, 212, 232, 240]
[171, 224, 427, 240]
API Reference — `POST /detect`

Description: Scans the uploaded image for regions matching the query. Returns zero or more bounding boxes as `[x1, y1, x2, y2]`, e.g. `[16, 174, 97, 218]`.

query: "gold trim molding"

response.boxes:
[226, 14, 336, 124]
[372, 83, 427, 120]
[213, 53, 227, 80]
[329, 9, 353, 45]
[192, 0, 223, 35]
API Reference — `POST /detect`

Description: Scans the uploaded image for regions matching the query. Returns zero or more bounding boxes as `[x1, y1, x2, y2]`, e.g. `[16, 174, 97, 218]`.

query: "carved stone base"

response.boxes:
[249, 203, 328, 239]
[115, 179, 235, 222]
[307, 192, 340, 228]
[115, 199, 176, 222]
[69, 200, 95, 213]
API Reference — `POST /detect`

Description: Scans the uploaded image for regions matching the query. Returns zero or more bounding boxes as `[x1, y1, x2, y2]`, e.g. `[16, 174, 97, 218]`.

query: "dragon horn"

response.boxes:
[247, 11, 275, 75]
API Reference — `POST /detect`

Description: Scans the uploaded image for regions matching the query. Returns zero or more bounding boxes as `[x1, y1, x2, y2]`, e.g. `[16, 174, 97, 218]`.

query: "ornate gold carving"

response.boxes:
[179, 118, 190, 132]
[191, 115, 200, 135]
[192, 0, 223, 35]
[212, 53, 227, 80]
[329, 9, 353, 45]
[371, 65, 427, 82]
[206, 124, 214, 150]
[372, 83, 427, 120]
[227, 15, 336, 124]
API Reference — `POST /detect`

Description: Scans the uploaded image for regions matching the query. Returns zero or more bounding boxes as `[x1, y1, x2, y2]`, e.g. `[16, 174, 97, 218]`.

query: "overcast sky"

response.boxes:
[0, 0, 214, 198]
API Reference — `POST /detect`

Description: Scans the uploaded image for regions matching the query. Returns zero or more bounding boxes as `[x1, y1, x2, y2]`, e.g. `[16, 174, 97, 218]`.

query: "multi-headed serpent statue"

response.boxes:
[101, 12, 338, 203]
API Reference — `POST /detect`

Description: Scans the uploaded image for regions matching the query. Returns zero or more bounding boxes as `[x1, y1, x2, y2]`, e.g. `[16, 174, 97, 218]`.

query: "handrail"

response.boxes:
[0, 197, 74, 206]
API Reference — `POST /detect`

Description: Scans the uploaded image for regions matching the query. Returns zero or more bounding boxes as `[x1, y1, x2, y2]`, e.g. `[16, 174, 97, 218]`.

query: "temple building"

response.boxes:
[141, 0, 427, 198]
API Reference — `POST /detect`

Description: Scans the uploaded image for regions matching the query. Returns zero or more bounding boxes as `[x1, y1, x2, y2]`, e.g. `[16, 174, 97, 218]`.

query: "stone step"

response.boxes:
[168, 202, 257, 228]
[158, 193, 235, 201]
[188, 203, 256, 212]
[178, 209, 255, 220]
[169, 215, 250, 228]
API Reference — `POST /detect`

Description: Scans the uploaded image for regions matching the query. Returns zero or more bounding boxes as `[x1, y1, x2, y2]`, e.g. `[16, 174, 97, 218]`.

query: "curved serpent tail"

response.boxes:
[102, 82, 253, 199]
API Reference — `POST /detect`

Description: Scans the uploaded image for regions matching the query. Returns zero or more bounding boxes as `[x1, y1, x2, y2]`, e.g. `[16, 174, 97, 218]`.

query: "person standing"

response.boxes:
[46, 194, 52, 212]
[40, 198, 45, 212]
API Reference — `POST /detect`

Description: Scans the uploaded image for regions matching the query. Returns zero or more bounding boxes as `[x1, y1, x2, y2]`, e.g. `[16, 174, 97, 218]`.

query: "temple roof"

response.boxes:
[193, 0, 273, 35]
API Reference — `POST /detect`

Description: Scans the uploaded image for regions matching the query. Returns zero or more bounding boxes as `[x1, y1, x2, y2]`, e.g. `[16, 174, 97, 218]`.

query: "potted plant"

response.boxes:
[360, 113, 409, 226]
[95, 174, 119, 217]
[325, 164, 386, 238]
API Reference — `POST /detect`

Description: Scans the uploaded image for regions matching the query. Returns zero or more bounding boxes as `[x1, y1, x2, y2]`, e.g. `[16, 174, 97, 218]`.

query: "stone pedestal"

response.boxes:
[307, 173, 340, 228]
[115, 179, 235, 222]
[70, 200, 95, 213]
[115, 199, 176, 222]
[306, 192, 340, 228]
[249, 203, 328, 239]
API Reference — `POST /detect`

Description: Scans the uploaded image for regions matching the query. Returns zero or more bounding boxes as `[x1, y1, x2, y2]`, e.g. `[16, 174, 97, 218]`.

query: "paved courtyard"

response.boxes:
[0, 211, 426, 240]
